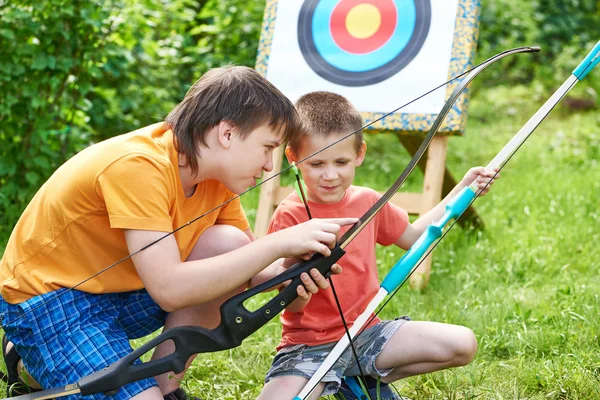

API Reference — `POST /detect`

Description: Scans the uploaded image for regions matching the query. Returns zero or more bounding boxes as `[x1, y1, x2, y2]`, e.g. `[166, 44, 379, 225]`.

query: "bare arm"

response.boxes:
[395, 167, 499, 249]
[394, 183, 466, 249]
[125, 217, 356, 312]
[126, 230, 289, 311]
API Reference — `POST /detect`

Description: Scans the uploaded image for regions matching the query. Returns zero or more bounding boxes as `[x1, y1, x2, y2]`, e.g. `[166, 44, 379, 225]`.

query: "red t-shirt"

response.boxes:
[267, 185, 409, 350]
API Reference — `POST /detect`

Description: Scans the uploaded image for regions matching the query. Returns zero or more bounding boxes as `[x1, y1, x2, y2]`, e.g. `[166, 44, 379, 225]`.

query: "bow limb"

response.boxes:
[8, 46, 541, 400]
[295, 40, 600, 400]
[338, 45, 541, 247]
[294, 45, 544, 400]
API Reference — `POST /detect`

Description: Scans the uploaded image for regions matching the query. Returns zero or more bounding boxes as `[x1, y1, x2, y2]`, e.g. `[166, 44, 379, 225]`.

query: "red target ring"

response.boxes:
[298, 0, 431, 86]
[330, 0, 397, 54]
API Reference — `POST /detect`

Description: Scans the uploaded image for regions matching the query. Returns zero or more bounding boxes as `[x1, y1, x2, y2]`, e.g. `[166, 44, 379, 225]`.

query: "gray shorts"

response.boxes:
[265, 317, 411, 396]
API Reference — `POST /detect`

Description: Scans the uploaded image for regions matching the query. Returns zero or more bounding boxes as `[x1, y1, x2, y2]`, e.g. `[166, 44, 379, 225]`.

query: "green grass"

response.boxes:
[2, 84, 600, 399]
[184, 84, 600, 399]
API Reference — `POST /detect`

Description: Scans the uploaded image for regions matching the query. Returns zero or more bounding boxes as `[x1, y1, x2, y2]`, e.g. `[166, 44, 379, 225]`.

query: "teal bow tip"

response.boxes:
[573, 40, 600, 80]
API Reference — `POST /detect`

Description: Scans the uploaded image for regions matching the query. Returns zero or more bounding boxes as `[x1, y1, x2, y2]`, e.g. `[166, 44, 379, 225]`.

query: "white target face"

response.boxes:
[264, 0, 460, 115]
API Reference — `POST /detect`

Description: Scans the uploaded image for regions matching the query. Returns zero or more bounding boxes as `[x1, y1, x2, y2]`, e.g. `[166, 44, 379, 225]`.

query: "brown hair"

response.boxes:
[289, 91, 363, 154]
[165, 66, 299, 175]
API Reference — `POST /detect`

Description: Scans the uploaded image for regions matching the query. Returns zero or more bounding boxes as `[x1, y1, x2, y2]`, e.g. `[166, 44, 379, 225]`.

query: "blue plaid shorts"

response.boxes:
[265, 316, 411, 396]
[0, 288, 168, 400]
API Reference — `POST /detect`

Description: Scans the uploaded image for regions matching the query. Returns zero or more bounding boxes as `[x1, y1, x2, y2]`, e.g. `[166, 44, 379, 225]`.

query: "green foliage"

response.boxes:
[1, 1, 600, 397]
[189, 0, 265, 73]
[87, 0, 264, 141]
[478, 0, 600, 96]
[0, 0, 265, 243]
[0, 0, 120, 240]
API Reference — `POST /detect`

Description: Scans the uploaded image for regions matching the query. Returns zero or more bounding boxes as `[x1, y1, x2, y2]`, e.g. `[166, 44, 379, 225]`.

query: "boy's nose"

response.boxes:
[263, 155, 274, 172]
[323, 167, 339, 180]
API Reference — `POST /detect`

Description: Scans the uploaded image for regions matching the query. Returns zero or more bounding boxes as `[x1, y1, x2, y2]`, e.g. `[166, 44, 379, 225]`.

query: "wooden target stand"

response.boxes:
[254, 133, 482, 290]
[252, 0, 484, 289]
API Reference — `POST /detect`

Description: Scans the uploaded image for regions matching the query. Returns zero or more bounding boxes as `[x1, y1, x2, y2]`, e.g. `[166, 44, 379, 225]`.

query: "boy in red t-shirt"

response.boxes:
[258, 91, 500, 399]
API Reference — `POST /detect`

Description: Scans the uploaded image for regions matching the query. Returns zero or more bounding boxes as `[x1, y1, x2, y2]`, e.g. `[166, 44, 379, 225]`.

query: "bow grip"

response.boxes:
[219, 245, 346, 341]
[77, 245, 346, 396]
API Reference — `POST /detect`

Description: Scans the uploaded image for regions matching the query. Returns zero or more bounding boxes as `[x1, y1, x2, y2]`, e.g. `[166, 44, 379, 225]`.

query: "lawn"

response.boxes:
[2, 82, 599, 399]
[180, 83, 600, 399]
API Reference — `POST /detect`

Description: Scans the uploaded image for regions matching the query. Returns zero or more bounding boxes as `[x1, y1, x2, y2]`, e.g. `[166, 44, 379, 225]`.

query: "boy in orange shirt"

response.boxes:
[0, 68, 355, 400]
[258, 92, 499, 400]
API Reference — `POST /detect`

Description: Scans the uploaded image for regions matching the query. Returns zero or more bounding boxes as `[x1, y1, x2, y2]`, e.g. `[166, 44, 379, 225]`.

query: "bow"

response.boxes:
[294, 39, 600, 400]
[7, 46, 544, 400]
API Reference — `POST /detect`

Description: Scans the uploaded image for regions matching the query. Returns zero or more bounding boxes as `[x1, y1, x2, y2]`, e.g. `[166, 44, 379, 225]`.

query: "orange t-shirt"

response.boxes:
[267, 186, 409, 350]
[0, 122, 248, 304]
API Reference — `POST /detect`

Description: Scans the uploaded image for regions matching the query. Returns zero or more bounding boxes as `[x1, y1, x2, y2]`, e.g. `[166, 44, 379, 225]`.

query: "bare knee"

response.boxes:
[130, 386, 164, 400]
[188, 224, 250, 261]
[258, 376, 324, 400]
[451, 327, 478, 366]
[214, 225, 251, 253]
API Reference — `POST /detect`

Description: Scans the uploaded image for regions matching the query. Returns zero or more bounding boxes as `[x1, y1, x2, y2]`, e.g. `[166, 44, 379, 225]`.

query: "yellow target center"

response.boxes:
[346, 4, 381, 39]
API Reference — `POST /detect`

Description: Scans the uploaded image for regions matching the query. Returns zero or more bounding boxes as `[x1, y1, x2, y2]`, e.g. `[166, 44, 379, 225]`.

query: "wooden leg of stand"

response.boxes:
[254, 146, 284, 237]
[409, 136, 448, 290]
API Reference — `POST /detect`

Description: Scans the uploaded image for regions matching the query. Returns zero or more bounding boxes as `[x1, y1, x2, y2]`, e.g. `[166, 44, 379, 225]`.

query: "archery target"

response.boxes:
[298, 0, 431, 86]
[263, 0, 464, 115]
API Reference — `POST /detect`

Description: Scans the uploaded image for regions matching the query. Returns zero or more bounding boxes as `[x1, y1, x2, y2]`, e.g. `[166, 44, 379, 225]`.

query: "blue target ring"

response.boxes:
[298, 0, 431, 86]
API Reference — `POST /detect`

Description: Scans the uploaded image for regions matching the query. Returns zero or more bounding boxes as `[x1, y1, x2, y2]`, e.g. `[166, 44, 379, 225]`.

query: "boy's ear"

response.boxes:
[285, 146, 297, 164]
[355, 141, 367, 166]
[217, 120, 236, 149]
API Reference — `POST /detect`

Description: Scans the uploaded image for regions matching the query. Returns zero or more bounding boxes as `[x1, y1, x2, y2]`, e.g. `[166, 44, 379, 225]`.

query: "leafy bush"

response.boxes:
[0, 0, 264, 243]
[0, 0, 120, 241]
[1, 0, 598, 245]
[477, 0, 600, 97]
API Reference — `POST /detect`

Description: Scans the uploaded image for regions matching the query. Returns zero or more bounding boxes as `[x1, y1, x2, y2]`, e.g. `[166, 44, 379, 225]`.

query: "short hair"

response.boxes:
[289, 91, 363, 154]
[166, 66, 299, 175]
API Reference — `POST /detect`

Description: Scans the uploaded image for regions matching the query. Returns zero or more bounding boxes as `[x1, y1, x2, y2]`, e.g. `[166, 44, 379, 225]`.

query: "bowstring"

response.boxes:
[292, 170, 372, 400]
[319, 115, 560, 384]
[0, 65, 480, 330]
[297, 46, 545, 398]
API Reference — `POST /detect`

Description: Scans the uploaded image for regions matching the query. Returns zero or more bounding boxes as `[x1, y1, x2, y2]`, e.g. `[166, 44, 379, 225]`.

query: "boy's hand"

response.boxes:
[279, 258, 343, 304]
[461, 166, 500, 196]
[281, 257, 342, 301]
[275, 218, 358, 259]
